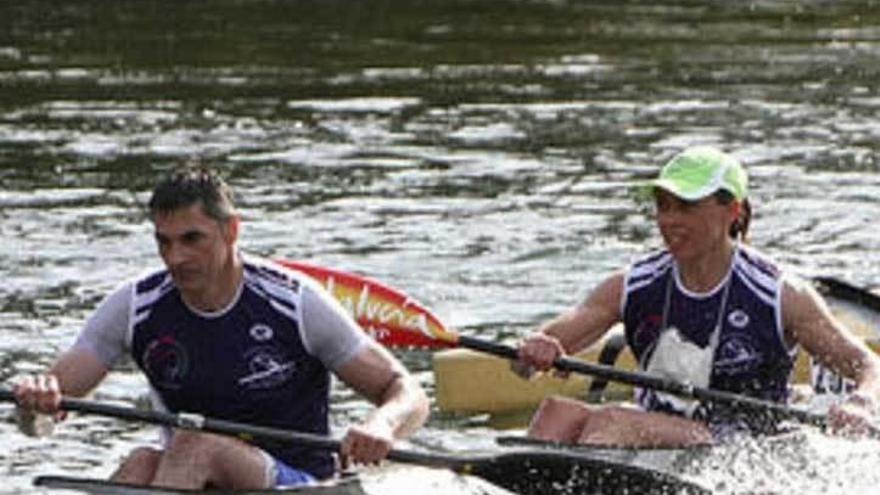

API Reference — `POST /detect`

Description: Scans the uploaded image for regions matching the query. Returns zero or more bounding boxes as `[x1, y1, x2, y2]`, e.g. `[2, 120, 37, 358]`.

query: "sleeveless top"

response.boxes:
[622, 245, 797, 435]
[129, 257, 334, 478]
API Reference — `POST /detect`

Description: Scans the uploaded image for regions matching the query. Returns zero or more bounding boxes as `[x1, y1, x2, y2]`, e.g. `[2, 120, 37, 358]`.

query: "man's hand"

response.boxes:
[13, 374, 64, 414]
[12, 374, 66, 436]
[339, 415, 395, 467]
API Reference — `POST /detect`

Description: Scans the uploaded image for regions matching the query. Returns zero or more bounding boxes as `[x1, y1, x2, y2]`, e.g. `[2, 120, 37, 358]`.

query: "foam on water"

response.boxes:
[689, 430, 880, 494]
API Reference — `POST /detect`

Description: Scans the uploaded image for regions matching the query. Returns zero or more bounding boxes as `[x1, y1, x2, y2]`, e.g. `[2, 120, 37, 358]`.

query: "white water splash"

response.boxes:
[685, 430, 880, 494]
[359, 464, 515, 495]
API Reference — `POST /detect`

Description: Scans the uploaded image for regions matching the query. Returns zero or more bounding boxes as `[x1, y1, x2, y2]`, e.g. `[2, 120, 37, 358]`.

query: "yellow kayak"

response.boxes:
[433, 277, 880, 422]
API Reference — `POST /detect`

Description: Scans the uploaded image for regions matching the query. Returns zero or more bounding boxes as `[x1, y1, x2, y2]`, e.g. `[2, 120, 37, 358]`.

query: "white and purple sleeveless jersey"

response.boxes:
[621, 245, 797, 434]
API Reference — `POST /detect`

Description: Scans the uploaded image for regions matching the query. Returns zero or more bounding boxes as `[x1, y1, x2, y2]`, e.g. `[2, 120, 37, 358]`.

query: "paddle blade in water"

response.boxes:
[466, 450, 709, 495]
[276, 260, 459, 348]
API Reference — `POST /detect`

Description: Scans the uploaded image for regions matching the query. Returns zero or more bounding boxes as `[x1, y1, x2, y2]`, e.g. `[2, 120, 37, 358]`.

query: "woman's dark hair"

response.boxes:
[148, 166, 236, 222]
[714, 190, 751, 243]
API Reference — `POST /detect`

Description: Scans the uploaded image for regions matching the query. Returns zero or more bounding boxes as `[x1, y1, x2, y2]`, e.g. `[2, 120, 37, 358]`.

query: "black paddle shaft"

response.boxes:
[0, 388, 448, 466]
[456, 334, 827, 427]
[1, 388, 710, 494]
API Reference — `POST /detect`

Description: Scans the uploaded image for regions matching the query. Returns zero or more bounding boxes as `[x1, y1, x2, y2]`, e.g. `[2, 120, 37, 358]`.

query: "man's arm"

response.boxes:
[13, 347, 108, 435]
[295, 273, 429, 464]
[13, 282, 128, 422]
[333, 342, 429, 464]
[48, 347, 111, 396]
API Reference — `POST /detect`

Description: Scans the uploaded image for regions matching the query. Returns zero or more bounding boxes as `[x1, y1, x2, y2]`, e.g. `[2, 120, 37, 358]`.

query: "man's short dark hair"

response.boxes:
[148, 166, 236, 222]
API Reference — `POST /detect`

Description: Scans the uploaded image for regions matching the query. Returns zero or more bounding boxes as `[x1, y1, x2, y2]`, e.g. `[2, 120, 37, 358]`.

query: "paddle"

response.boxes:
[0, 389, 708, 494]
[281, 260, 837, 427]
[276, 260, 459, 348]
[458, 335, 828, 426]
[813, 276, 880, 312]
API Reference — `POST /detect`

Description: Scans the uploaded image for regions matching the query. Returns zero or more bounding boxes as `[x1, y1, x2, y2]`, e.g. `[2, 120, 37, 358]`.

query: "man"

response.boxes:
[516, 146, 880, 446]
[13, 166, 430, 489]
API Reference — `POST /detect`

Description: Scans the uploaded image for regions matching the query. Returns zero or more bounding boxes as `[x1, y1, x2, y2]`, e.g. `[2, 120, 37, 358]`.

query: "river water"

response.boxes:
[3, 0, 880, 493]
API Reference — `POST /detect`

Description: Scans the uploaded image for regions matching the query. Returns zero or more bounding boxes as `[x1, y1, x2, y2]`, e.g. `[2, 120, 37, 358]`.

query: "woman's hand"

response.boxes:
[827, 392, 879, 437]
[515, 333, 567, 378]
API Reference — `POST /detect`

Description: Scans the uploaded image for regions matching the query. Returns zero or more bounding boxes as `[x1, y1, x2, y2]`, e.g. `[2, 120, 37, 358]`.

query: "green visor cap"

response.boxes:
[645, 146, 748, 201]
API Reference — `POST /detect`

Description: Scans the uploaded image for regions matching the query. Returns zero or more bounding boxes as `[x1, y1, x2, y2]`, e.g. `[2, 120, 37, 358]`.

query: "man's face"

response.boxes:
[653, 189, 737, 261]
[152, 202, 236, 295]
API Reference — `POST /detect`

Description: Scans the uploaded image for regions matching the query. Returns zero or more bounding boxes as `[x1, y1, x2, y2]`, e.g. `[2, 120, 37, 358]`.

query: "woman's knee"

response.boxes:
[579, 406, 711, 446]
[583, 404, 631, 428]
[535, 396, 590, 418]
[528, 396, 593, 441]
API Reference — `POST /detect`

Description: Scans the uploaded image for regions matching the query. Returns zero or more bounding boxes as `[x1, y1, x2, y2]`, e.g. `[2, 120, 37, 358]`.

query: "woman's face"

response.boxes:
[653, 189, 738, 262]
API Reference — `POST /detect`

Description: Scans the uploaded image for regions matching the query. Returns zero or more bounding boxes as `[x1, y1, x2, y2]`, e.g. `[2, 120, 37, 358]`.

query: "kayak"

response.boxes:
[33, 474, 367, 495]
[434, 277, 880, 418]
[3, 389, 706, 495]
[33, 455, 709, 495]
[18, 264, 847, 495]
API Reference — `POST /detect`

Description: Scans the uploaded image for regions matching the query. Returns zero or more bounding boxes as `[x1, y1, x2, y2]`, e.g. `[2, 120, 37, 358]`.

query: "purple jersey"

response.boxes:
[130, 258, 334, 478]
[622, 245, 797, 434]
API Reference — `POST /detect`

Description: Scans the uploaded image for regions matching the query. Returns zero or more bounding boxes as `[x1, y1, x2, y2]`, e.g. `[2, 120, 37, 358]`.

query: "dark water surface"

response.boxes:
[4, 1, 880, 492]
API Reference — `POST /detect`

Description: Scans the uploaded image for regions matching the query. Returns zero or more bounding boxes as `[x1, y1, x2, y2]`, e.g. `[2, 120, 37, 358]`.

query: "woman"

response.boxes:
[516, 146, 880, 446]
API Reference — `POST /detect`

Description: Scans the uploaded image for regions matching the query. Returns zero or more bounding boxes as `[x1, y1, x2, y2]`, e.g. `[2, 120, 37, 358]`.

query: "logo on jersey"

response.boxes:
[238, 346, 296, 390]
[249, 324, 274, 342]
[727, 309, 750, 329]
[714, 334, 761, 375]
[633, 314, 663, 350]
[142, 335, 189, 390]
